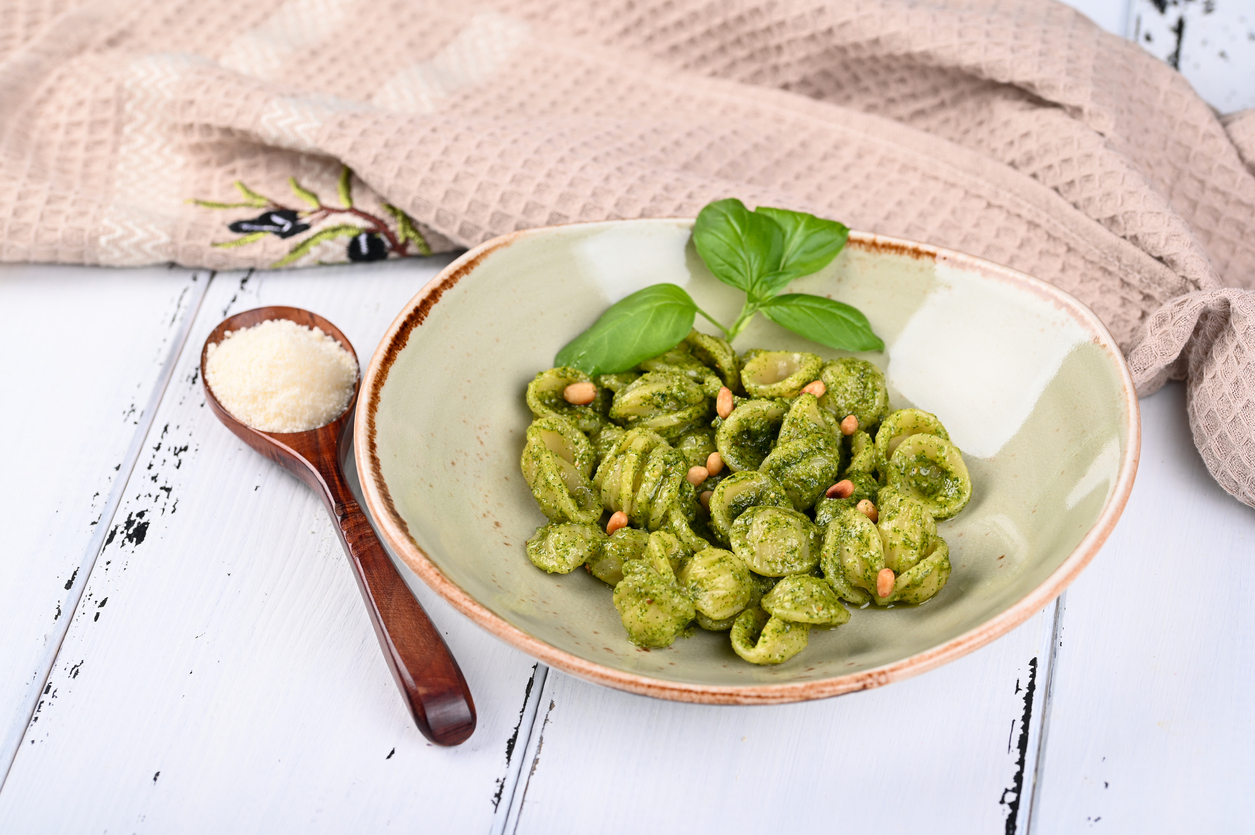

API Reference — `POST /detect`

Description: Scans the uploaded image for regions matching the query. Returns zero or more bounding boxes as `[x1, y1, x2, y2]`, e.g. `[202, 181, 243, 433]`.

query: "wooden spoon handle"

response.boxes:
[331, 497, 477, 746]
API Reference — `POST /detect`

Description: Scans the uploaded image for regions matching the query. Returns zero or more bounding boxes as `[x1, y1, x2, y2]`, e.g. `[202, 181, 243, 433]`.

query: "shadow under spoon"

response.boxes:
[201, 306, 476, 746]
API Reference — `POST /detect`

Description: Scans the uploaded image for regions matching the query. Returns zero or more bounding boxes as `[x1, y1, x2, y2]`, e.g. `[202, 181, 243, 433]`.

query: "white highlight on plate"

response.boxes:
[1065, 437, 1120, 510]
[887, 262, 1088, 459]
[573, 225, 691, 303]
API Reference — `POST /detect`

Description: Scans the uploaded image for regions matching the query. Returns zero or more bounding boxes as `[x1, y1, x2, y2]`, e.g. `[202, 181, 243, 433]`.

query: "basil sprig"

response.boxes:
[555, 198, 883, 375]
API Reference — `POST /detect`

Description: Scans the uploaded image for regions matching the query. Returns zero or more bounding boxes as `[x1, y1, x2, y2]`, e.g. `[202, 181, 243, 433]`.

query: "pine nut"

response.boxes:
[705, 451, 724, 477]
[699, 490, 713, 510]
[687, 465, 710, 486]
[825, 479, 854, 500]
[876, 568, 896, 598]
[801, 380, 826, 398]
[857, 498, 878, 523]
[606, 511, 628, 535]
[840, 414, 859, 435]
[716, 387, 734, 419]
[563, 381, 597, 405]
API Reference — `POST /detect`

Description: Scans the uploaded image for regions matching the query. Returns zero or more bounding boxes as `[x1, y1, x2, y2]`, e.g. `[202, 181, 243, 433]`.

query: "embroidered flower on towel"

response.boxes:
[192, 166, 430, 267]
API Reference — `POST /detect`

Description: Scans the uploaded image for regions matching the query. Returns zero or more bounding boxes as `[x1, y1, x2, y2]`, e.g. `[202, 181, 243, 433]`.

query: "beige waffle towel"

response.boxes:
[2, 0, 1253, 507]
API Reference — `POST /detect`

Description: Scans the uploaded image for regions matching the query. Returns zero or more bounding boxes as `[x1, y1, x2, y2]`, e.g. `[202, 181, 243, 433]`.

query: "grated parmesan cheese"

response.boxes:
[205, 318, 358, 433]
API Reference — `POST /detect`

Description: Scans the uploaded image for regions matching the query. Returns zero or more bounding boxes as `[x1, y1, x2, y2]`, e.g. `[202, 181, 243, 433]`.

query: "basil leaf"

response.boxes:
[555, 284, 698, 375]
[753, 206, 849, 297]
[758, 293, 884, 352]
[693, 198, 784, 295]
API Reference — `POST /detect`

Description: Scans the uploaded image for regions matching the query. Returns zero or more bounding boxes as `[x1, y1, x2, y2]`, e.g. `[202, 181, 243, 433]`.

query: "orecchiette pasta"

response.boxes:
[818, 357, 890, 431]
[519, 327, 974, 664]
[740, 350, 824, 398]
[730, 608, 809, 664]
[714, 399, 787, 472]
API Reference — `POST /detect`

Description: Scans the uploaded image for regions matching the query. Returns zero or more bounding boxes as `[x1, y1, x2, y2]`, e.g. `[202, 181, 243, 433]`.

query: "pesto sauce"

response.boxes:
[521, 339, 969, 665]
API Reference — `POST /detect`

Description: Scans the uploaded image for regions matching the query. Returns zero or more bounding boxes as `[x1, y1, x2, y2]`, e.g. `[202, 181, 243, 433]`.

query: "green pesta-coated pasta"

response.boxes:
[594, 428, 659, 512]
[683, 329, 741, 389]
[613, 555, 696, 648]
[644, 530, 689, 576]
[609, 371, 711, 439]
[730, 608, 809, 664]
[694, 572, 778, 631]
[813, 471, 881, 527]
[526, 415, 595, 478]
[818, 357, 890, 430]
[874, 408, 950, 475]
[673, 426, 718, 469]
[760, 437, 843, 513]
[663, 503, 714, 553]
[729, 506, 822, 576]
[527, 522, 606, 574]
[594, 372, 640, 394]
[820, 505, 885, 602]
[588, 423, 627, 469]
[519, 335, 972, 665]
[881, 537, 951, 605]
[885, 433, 972, 519]
[876, 487, 939, 574]
[776, 392, 841, 447]
[695, 611, 740, 632]
[678, 547, 754, 621]
[740, 350, 824, 398]
[708, 470, 792, 544]
[761, 575, 851, 626]
[527, 367, 609, 434]
[587, 527, 650, 585]
[521, 418, 602, 525]
[593, 428, 691, 531]
[714, 398, 787, 472]
[760, 396, 844, 511]
[631, 445, 689, 530]
[846, 429, 877, 475]
[638, 345, 725, 398]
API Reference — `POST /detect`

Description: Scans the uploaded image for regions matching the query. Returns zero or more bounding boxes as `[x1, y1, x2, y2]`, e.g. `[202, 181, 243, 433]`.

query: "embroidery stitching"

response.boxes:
[192, 166, 431, 266]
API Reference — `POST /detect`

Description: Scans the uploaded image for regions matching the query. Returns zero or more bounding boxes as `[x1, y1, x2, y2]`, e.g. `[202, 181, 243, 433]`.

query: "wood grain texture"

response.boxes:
[505, 608, 1057, 835]
[200, 306, 475, 745]
[0, 262, 540, 833]
[0, 263, 206, 779]
[1032, 382, 1255, 833]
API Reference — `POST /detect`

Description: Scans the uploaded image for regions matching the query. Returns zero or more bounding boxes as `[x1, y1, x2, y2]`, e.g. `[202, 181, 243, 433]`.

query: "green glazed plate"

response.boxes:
[355, 219, 1139, 704]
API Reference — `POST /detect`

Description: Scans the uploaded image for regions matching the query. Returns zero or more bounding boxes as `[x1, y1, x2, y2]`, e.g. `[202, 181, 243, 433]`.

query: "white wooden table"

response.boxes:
[1, 2, 1251, 832]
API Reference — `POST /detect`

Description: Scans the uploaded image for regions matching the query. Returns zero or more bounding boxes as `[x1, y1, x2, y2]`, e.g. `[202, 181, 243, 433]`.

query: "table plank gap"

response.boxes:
[492, 663, 550, 835]
[1023, 594, 1067, 835]
[502, 667, 557, 835]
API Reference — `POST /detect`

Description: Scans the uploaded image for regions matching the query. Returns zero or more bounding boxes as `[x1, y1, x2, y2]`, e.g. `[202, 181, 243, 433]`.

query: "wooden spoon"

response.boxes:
[200, 306, 476, 746]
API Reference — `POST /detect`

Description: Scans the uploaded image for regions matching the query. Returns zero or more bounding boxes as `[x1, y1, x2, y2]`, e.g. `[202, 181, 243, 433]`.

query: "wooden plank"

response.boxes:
[0, 264, 206, 778]
[1030, 382, 1255, 832]
[0, 260, 543, 833]
[505, 609, 1058, 835]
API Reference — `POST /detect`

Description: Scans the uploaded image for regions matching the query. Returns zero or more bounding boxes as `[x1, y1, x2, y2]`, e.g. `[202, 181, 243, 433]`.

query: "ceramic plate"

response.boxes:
[354, 219, 1139, 704]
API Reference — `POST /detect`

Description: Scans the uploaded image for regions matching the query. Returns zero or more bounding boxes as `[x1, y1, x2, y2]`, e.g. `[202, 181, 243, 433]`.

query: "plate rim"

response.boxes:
[354, 218, 1141, 705]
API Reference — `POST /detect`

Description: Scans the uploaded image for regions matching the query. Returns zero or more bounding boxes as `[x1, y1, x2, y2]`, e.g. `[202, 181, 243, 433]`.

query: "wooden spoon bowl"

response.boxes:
[201, 306, 476, 746]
